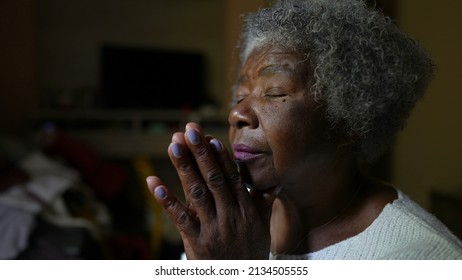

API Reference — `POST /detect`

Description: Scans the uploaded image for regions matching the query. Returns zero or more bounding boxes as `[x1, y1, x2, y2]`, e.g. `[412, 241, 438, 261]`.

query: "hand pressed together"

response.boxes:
[146, 122, 277, 259]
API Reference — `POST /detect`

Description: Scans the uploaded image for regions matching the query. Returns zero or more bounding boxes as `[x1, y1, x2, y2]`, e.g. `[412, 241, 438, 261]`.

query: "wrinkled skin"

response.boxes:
[146, 122, 276, 259]
[146, 46, 397, 258]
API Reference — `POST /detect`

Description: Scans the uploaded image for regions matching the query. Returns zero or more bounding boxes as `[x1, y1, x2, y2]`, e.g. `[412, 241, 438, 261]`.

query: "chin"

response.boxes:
[243, 171, 280, 192]
[235, 160, 280, 191]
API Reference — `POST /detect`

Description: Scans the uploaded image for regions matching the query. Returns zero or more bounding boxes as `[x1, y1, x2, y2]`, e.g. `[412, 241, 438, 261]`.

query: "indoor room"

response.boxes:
[1, 0, 461, 260]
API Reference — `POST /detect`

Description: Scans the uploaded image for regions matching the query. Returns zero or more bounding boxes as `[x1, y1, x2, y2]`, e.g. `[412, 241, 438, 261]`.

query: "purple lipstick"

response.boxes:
[232, 144, 264, 161]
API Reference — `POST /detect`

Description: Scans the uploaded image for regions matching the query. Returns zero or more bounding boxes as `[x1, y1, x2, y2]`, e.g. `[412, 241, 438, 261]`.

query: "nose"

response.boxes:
[228, 98, 258, 130]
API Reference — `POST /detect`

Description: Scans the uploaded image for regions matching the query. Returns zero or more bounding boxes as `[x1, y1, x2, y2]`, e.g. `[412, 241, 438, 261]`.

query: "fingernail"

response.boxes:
[154, 186, 167, 200]
[209, 138, 223, 152]
[171, 143, 182, 158]
[186, 129, 200, 145]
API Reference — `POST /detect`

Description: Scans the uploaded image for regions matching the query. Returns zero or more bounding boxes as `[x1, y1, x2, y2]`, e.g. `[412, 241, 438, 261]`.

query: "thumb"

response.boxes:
[250, 186, 281, 226]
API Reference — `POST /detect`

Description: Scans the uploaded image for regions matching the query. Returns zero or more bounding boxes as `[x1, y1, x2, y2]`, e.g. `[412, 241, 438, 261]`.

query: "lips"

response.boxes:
[232, 144, 265, 161]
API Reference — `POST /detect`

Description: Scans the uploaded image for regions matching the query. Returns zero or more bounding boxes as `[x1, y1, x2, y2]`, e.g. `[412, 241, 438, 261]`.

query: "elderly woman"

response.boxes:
[146, 0, 462, 259]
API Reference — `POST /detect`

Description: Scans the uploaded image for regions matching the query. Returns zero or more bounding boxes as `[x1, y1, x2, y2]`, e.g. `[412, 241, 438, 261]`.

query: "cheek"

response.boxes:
[265, 105, 308, 169]
[267, 101, 326, 177]
[228, 126, 235, 146]
[270, 128, 304, 178]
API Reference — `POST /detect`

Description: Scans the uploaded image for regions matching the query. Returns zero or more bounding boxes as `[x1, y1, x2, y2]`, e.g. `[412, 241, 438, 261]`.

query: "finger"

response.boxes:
[170, 132, 196, 204]
[168, 140, 217, 223]
[184, 123, 236, 209]
[146, 176, 199, 237]
[208, 137, 252, 208]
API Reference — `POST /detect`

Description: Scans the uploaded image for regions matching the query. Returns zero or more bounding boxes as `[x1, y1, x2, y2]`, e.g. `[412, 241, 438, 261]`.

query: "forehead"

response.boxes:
[241, 46, 303, 73]
[238, 46, 312, 87]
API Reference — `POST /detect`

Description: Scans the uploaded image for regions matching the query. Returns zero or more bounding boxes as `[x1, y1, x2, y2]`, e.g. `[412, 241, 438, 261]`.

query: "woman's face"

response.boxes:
[228, 46, 341, 194]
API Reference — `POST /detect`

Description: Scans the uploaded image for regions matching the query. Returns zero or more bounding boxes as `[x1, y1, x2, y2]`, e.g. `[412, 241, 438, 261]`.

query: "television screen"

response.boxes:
[99, 45, 206, 110]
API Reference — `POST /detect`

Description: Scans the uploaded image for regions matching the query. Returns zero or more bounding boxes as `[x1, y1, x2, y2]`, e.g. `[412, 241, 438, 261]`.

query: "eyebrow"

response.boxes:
[258, 64, 296, 77]
[237, 63, 295, 85]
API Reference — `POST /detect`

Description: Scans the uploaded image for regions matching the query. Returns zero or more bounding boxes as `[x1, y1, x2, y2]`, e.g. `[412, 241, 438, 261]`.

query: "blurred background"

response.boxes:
[0, 0, 461, 259]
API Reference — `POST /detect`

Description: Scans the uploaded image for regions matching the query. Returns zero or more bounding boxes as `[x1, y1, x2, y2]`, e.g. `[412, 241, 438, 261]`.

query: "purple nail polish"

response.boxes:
[186, 129, 201, 145]
[171, 143, 182, 158]
[154, 186, 167, 200]
[210, 138, 222, 152]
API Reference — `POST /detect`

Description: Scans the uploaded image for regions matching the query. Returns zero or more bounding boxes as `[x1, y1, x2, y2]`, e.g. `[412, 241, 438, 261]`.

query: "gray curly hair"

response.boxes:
[238, 0, 434, 162]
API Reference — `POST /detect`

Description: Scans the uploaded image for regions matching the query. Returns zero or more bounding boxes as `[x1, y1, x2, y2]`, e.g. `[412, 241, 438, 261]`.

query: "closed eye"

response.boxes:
[232, 93, 247, 105]
[264, 88, 287, 98]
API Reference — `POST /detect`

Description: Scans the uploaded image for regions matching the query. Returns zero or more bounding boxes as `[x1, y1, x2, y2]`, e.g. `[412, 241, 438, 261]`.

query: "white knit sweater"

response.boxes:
[271, 190, 462, 260]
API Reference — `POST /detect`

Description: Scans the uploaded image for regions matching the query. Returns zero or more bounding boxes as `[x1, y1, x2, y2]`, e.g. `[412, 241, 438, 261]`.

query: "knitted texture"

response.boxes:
[271, 190, 462, 260]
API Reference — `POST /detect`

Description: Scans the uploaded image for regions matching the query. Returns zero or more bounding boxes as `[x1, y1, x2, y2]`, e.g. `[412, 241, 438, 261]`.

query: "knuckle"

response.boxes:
[164, 199, 180, 213]
[189, 183, 208, 202]
[177, 162, 193, 176]
[206, 168, 225, 186]
[194, 146, 210, 161]
[175, 211, 191, 229]
[164, 200, 191, 229]
[228, 172, 242, 186]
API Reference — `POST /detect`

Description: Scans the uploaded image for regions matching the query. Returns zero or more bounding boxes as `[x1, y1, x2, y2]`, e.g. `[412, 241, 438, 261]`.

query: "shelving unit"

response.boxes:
[31, 109, 229, 158]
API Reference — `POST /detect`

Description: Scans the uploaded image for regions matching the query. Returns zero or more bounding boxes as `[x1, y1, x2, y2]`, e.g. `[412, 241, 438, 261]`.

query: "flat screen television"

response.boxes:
[99, 45, 206, 110]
